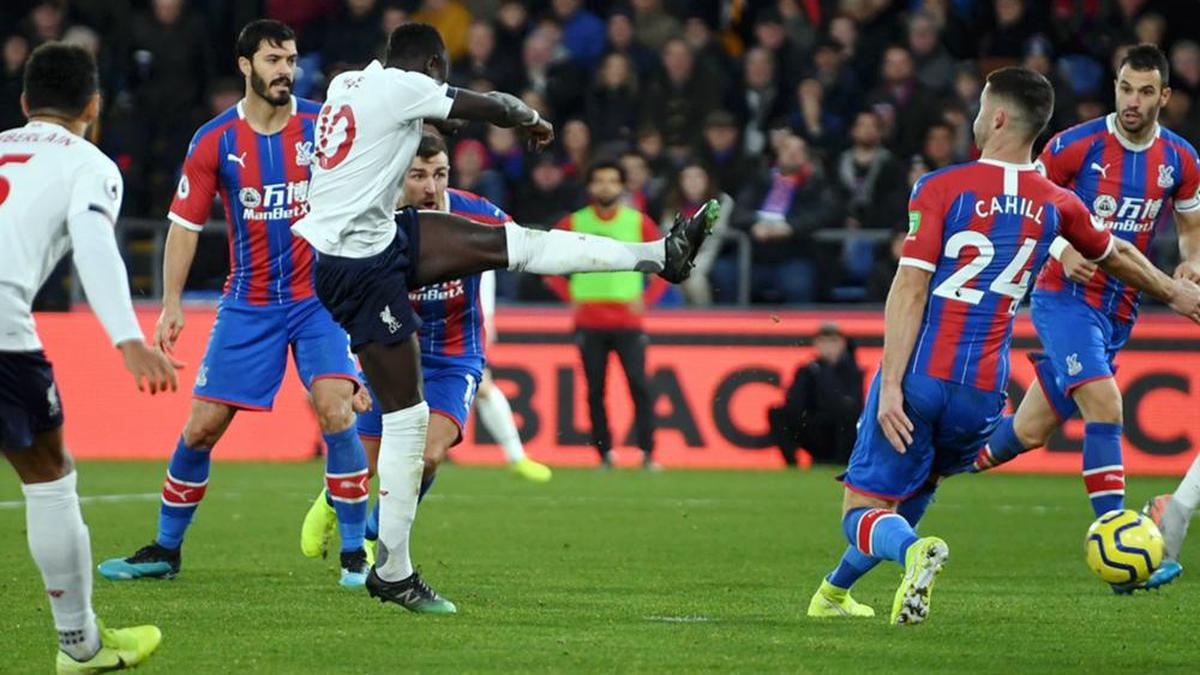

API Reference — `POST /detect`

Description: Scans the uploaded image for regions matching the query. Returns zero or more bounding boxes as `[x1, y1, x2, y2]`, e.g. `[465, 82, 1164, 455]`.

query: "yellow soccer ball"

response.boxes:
[1085, 509, 1164, 585]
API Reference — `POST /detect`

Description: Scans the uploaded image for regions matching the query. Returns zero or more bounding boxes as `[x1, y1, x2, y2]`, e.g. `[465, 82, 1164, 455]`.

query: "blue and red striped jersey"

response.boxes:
[409, 189, 510, 368]
[1033, 114, 1200, 322]
[901, 160, 1113, 392]
[168, 97, 321, 306]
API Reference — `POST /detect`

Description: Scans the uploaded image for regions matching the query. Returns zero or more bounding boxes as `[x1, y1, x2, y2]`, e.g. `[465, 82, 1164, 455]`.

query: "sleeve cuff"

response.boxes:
[1087, 235, 1116, 263]
[1048, 236, 1069, 261]
[167, 212, 206, 232]
[898, 257, 936, 272]
[1176, 198, 1200, 213]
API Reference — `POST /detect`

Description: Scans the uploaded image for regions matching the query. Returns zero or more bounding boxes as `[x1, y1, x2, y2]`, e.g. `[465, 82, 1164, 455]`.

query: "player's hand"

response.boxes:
[156, 302, 186, 356]
[520, 118, 554, 151]
[119, 340, 180, 395]
[1167, 277, 1200, 324]
[1173, 260, 1200, 284]
[1060, 246, 1097, 283]
[352, 384, 373, 413]
[877, 383, 914, 453]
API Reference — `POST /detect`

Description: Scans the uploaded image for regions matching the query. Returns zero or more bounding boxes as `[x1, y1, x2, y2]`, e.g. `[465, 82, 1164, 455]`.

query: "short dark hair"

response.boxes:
[1119, 43, 1170, 87]
[23, 42, 97, 117]
[385, 23, 446, 67]
[417, 132, 448, 159]
[586, 158, 626, 185]
[235, 20, 296, 62]
[985, 66, 1054, 142]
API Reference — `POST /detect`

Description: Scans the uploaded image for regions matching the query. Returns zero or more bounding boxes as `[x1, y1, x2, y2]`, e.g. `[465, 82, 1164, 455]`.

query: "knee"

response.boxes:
[182, 416, 225, 448]
[1074, 382, 1124, 424]
[314, 395, 355, 434]
[1013, 415, 1055, 449]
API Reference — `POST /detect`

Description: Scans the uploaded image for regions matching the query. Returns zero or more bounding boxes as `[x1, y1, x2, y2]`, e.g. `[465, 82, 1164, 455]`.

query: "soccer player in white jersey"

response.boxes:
[292, 23, 715, 612]
[0, 43, 177, 673]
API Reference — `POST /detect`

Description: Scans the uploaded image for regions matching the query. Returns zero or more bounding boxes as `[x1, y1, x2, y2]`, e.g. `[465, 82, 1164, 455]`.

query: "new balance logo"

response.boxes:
[1066, 353, 1082, 377]
[380, 305, 402, 334]
[227, 152, 247, 168]
[1090, 162, 1110, 179]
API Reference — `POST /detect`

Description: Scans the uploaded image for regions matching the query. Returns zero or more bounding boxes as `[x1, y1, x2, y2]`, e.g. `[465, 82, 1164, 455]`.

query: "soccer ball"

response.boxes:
[1084, 509, 1163, 585]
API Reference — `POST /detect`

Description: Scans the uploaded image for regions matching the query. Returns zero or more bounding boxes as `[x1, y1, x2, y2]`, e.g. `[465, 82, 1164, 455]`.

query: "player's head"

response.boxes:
[385, 23, 449, 84]
[21, 42, 100, 126]
[403, 132, 450, 210]
[586, 158, 626, 209]
[1115, 44, 1170, 135]
[973, 66, 1054, 149]
[235, 20, 297, 107]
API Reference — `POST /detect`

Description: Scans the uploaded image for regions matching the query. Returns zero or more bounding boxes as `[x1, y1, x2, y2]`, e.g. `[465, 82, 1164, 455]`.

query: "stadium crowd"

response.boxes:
[3, 0, 1199, 304]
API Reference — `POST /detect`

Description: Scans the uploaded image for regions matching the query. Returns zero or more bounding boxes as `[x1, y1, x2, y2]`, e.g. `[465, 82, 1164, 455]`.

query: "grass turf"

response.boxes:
[1, 462, 1197, 674]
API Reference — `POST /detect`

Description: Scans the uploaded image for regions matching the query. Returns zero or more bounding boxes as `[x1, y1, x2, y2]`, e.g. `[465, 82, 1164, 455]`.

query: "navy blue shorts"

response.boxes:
[0, 350, 64, 450]
[314, 207, 422, 352]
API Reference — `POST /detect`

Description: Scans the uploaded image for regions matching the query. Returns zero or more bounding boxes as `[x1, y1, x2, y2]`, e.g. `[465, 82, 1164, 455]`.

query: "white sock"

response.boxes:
[23, 471, 101, 661]
[1172, 452, 1200, 512]
[504, 222, 664, 275]
[476, 388, 526, 464]
[376, 401, 428, 582]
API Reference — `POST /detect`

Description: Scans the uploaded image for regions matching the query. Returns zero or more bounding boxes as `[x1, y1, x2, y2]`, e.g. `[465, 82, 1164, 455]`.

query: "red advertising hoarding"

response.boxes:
[36, 307, 1200, 474]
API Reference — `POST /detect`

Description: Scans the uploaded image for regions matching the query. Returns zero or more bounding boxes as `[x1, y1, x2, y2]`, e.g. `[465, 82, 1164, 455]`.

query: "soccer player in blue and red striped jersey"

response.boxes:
[806, 67, 1200, 625]
[969, 45, 1200, 592]
[301, 133, 552, 556]
[97, 21, 373, 588]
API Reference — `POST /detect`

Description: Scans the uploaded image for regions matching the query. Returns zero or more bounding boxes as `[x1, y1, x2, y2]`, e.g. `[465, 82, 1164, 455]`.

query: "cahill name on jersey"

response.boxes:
[1035, 113, 1200, 322]
[409, 189, 508, 366]
[168, 97, 321, 306]
[901, 160, 1113, 393]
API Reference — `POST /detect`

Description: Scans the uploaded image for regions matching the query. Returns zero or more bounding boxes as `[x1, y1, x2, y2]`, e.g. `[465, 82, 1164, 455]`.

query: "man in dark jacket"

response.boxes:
[769, 323, 864, 467]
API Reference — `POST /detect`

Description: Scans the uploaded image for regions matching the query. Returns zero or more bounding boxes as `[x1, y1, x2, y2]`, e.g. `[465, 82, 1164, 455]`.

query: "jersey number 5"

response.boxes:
[0, 153, 33, 207]
[315, 104, 356, 170]
[932, 231, 1037, 315]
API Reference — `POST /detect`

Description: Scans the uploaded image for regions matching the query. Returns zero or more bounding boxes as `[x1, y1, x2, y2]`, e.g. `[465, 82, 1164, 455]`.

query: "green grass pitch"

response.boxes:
[1, 462, 1197, 673]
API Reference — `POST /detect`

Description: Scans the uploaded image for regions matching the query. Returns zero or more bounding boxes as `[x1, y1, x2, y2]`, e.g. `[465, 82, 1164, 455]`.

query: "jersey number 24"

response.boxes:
[932, 231, 1037, 315]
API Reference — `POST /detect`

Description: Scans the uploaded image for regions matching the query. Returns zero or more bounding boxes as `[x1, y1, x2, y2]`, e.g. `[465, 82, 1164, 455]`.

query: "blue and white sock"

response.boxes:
[973, 416, 1026, 471]
[826, 488, 936, 589]
[323, 427, 369, 554]
[843, 507, 918, 563]
[156, 438, 211, 550]
[1082, 421, 1125, 517]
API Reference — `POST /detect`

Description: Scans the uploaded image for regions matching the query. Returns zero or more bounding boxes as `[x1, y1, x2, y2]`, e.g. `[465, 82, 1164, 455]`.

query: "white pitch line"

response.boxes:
[0, 492, 161, 510]
[644, 615, 715, 623]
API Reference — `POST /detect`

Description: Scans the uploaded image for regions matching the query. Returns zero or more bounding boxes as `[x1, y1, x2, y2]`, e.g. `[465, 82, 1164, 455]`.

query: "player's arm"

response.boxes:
[67, 163, 177, 394]
[446, 90, 554, 150]
[1171, 160, 1200, 282]
[877, 178, 945, 453]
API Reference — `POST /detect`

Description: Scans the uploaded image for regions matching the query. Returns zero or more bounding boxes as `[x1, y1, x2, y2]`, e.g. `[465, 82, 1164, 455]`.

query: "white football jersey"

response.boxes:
[0, 121, 130, 351]
[292, 60, 455, 258]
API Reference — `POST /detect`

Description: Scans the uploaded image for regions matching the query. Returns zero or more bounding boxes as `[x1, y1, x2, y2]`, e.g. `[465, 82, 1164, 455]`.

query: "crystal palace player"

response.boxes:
[970, 45, 1200, 590]
[805, 67, 1200, 625]
[1, 43, 176, 673]
[300, 133, 552, 563]
[98, 21, 374, 588]
[292, 23, 713, 613]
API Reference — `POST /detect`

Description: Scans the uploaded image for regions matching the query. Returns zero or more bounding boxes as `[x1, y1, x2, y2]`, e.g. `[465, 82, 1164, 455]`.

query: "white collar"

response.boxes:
[977, 158, 1038, 171]
[1105, 113, 1159, 152]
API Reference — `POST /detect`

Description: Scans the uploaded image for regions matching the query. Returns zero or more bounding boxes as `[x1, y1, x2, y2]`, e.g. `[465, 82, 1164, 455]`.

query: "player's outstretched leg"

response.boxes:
[475, 373, 551, 482]
[972, 369, 1062, 472]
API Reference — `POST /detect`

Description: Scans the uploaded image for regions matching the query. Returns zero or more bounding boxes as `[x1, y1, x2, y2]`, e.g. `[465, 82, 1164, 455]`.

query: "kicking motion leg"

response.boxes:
[475, 370, 551, 482]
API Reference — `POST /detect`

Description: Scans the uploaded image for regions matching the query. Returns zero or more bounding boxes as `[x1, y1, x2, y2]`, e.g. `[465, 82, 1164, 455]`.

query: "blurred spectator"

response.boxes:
[0, 34, 30, 131]
[20, 0, 67, 47]
[492, 0, 530, 74]
[979, 0, 1041, 60]
[585, 52, 640, 145]
[866, 227, 906, 302]
[1134, 13, 1166, 49]
[953, 64, 983, 119]
[619, 150, 665, 219]
[728, 46, 786, 156]
[641, 38, 717, 148]
[908, 10, 954, 94]
[768, 323, 864, 467]
[453, 21, 520, 93]
[1074, 95, 1108, 127]
[605, 8, 658, 79]
[631, 0, 680, 53]
[1171, 41, 1200, 98]
[808, 40, 862, 129]
[868, 45, 939, 159]
[635, 126, 674, 178]
[790, 78, 845, 161]
[921, 122, 958, 170]
[715, 135, 838, 304]
[1162, 88, 1200, 144]
[699, 110, 757, 198]
[521, 25, 584, 121]
[828, 13, 874, 88]
[513, 153, 582, 227]
[682, 15, 731, 98]
[451, 138, 508, 209]
[412, 0, 472, 61]
[560, 118, 591, 179]
[753, 8, 804, 92]
[552, 0, 604, 71]
[1022, 36, 1075, 132]
[660, 163, 734, 305]
[834, 110, 907, 231]
[486, 125, 525, 187]
[776, 0, 818, 57]
[320, 0, 384, 76]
